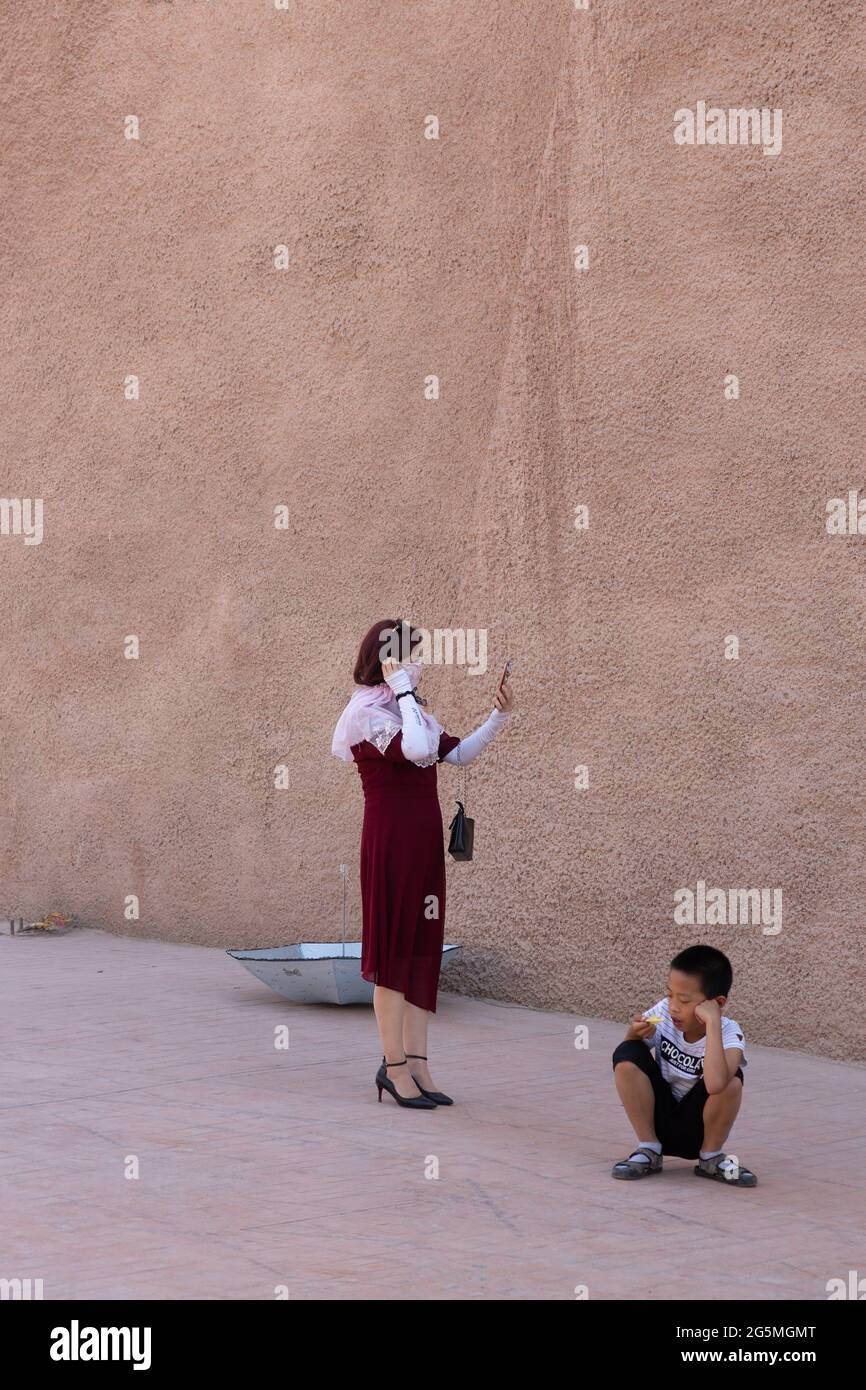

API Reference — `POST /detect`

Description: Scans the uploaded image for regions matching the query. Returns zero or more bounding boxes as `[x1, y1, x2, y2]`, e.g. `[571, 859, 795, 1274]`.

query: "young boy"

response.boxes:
[611, 944, 757, 1186]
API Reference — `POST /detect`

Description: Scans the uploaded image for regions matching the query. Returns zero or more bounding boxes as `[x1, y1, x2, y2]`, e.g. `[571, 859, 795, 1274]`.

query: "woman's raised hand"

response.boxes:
[494, 679, 514, 714]
[381, 657, 401, 681]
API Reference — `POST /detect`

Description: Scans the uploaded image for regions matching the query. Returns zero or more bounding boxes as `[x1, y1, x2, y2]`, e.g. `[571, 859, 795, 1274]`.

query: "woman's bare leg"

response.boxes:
[374, 985, 423, 1097]
[403, 1002, 438, 1091]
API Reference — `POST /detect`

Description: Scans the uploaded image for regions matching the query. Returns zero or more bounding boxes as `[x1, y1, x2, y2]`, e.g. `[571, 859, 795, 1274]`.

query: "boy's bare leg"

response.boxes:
[614, 1060, 658, 1143]
[701, 1076, 743, 1152]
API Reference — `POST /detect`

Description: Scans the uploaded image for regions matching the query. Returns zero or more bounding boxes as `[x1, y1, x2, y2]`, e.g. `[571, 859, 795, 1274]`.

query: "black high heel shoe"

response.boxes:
[406, 1053, 454, 1106]
[376, 1058, 437, 1109]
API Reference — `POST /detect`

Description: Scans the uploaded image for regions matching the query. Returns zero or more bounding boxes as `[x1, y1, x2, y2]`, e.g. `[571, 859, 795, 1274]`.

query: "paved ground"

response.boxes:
[2, 930, 864, 1300]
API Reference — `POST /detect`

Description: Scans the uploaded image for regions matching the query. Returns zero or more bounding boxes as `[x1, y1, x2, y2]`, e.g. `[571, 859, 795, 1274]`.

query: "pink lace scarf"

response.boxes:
[331, 663, 445, 765]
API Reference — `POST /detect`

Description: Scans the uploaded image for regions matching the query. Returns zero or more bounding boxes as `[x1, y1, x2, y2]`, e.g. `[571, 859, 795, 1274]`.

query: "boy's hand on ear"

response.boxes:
[694, 999, 721, 1025]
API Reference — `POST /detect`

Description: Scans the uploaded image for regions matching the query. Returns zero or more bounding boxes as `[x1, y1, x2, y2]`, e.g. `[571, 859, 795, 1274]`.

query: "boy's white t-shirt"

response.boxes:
[641, 998, 747, 1101]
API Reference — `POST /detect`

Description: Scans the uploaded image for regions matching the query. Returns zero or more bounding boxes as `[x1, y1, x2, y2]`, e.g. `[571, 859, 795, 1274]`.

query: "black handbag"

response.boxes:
[447, 746, 474, 861]
[447, 801, 474, 860]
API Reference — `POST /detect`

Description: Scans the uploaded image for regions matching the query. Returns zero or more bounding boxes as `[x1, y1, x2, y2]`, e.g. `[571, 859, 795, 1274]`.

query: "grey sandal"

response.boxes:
[694, 1153, 757, 1187]
[612, 1145, 663, 1180]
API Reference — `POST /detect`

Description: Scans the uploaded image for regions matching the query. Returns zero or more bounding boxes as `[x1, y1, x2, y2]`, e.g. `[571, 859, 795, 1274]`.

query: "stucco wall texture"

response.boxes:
[2, 3, 864, 1060]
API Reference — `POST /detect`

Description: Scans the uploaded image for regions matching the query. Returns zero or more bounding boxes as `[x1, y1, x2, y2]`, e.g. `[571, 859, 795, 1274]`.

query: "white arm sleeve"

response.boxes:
[442, 708, 509, 766]
[383, 668, 431, 762]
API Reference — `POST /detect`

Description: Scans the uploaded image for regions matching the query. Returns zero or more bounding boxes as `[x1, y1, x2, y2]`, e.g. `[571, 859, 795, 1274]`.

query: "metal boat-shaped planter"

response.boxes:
[226, 941, 462, 1006]
[229, 867, 462, 1005]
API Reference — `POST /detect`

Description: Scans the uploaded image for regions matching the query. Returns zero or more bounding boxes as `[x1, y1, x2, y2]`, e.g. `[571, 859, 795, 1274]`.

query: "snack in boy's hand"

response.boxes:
[646, 1013, 662, 1024]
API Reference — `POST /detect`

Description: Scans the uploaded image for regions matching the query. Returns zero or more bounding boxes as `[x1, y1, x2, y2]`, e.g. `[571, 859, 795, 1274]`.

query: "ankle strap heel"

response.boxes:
[405, 1054, 454, 1107]
[375, 1056, 436, 1109]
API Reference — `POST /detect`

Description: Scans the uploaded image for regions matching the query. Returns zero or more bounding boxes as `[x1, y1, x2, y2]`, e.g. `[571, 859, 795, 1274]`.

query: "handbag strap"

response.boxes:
[455, 741, 469, 807]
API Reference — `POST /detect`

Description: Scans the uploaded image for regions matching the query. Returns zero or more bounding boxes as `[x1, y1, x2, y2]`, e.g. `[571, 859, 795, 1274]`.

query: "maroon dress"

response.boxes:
[352, 728, 461, 1012]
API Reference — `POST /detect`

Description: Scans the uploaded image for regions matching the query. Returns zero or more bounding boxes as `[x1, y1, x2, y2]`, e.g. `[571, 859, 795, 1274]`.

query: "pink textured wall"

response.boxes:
[2, 3, 864, 1059]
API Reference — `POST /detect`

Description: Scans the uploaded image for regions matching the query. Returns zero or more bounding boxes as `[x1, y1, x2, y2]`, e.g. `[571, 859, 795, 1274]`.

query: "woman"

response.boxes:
[331, 619, 513, 1109]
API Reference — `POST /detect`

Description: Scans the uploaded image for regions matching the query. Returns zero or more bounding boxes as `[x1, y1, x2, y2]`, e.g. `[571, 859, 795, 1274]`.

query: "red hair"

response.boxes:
[353, 618, 422, 687]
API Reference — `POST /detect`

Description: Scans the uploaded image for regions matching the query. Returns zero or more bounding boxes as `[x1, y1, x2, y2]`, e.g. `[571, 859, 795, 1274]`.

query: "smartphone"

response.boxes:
[498, 658, 514, 690]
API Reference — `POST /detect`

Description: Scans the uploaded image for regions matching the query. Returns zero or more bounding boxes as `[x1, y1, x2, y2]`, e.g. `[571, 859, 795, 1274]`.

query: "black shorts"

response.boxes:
[612, 1039, 744, 1160]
